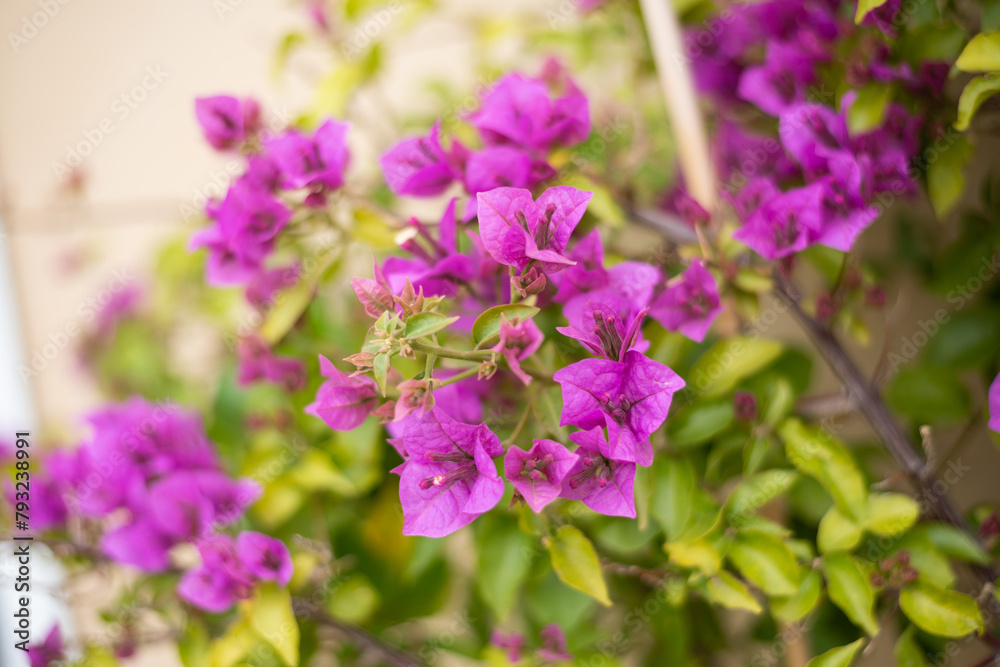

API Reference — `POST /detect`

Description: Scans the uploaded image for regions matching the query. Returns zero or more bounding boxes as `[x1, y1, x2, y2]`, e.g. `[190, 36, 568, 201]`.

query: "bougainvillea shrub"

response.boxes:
[9, 0, 1000, 665]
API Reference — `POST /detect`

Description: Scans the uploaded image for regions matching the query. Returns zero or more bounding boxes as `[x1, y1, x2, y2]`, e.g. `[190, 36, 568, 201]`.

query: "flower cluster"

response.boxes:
[191, 95, 348, 288]
[686, 0, 926, 259]
[22, 398, 289, 612]
[491, 623, 572, 662]
[380, 60, 590, 218]
[296, 56, 729, 535]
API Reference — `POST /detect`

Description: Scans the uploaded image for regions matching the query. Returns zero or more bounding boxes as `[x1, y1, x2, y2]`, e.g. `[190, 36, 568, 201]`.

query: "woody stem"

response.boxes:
[772, 272, 997, 592]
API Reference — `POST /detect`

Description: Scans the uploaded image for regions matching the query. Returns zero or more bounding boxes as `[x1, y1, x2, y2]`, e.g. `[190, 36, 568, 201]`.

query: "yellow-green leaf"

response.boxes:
[403, 312, 459, 339]
[955, 73, 1000, 131]
[705, 571, 762, 614]
[259, 250, 338, 344]
[818, 507, 863, 554]
[666, 539, 722, 576]
[956, 32, 1000, 72]
[687, 337, 783, 396]
[928, 135, 972, 219]
[772, 570, 822, 623]
[778, 419, 868, 523]
[472, 304, 540, 348]
[855, 0, 889, 22]
[807, 638, 866, 667]
[865, 493, 919, 537]
[899, 581, 985, 638]
[847, 84, 894, 135]
[893, 626, 926, 667]
[249, 584, 300, 666]
[727, 469, 798, 524]
[547, 525, 612, 606]
[824, 552, 879, 637]
[728, 532, 800, 597]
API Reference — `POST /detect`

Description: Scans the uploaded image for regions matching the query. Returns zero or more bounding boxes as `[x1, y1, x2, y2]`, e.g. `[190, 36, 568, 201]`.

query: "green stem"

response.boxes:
[509, 265, 519, 305]
[410, 340, 492, 362]
[503, 396, 534, 447]
[437, 365, 481, 387]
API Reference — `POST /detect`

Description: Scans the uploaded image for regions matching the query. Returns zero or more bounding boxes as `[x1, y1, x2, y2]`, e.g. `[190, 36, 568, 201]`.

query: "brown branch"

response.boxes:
[293, 598, 426, 667]
[771, 274, 997, 590]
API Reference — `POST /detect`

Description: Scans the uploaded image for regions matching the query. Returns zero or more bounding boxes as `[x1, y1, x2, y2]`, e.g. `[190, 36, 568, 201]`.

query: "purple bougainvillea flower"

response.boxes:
[470, 71, 589, 152]
[381, 199, 475, 299]
[989, 373, 1000, 434]
[558, 302, 647, 363]
[268, 119, 349, 190]
[559, 427, 636, 517]
[237, 336, 307, 392]
[189, 224, 268, 287]
[195, 95, 261, 151]
[101, 518, 176, 572]
[554, 351, 684, 466]
[245, 263, 300, 310]
[809, 154, 880, 252]
[237, 531, 294, 586]
[380, 123, 461, 196]
[477, 186, 592, 274]
[463, 147, 535, 196]
[178, 536, 254, 613]
[28, 625, 65, 667]
[649, 259, 721, 343]
[306, 355, 380, 431]
[148, 472, 217, 540]
[779, 103, 849, 176]
[728, 177, 780, 222]
[737, 42, 815, 117]
[504, 439, 578, 512]
[490, 629, 525, 663]
[217, 182, 292, 248]
[733, 183, 825, 261]
[538, 623, 573, 661]
[492, 315, 544, 386]
[394, 407, 504, 537]
[550, 229, 609, 303]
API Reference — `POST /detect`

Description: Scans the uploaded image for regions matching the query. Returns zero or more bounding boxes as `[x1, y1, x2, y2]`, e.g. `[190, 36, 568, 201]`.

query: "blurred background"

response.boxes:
[2, 1, 999, 665]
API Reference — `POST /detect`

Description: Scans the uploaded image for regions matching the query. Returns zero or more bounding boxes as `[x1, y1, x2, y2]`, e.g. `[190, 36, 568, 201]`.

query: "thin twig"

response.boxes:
[771, 274, 997, 591]
[294, 598, 426, 667]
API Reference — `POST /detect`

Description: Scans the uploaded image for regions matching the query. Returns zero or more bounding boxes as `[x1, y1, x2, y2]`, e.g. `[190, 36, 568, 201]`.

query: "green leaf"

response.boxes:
[559, 173, 624, 227]
[807, 638, 866, 667]
[403, 312, 459, 340]
[778, 419, 868, 522]
[917, 523, 990, 565]
[259, 251, 338, 344]
[373, 350, 390, 396]
[925, 308, 1000, 368]
[894, 532, 957, 589]
[824, 552, 879, 636]
[900, 581, 984, 637]
[727, 469, 798, 524]
[927, 135, 972, 219]
[687, 337, 783, 397]
[328, 574, 380, 624]
[705, 571, 762, 614]
[665, 538, 722, 576]
[727, 532, 800, 597]
[771, 569, 822, 623]
[743, 435, 772, 475]
[249, 584, 300, 666]
[178, 622, 210, 667]
[477, 516, 535, 618]
[886, 365, 970, 423]
[547, 525, 612, 606]
[865, 493, 919, 537]
[894, 626, 926, 667]
[818, 507, 863, 554]
[847, 84, 893, 135]
[854, 0, 889, 22]
[472, 304, 540, 348]
[956, 32, 1000, 72]
[666, 397, 734, 448]
[956, 74, 1000, 131]
[650, 456, 695, 540]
